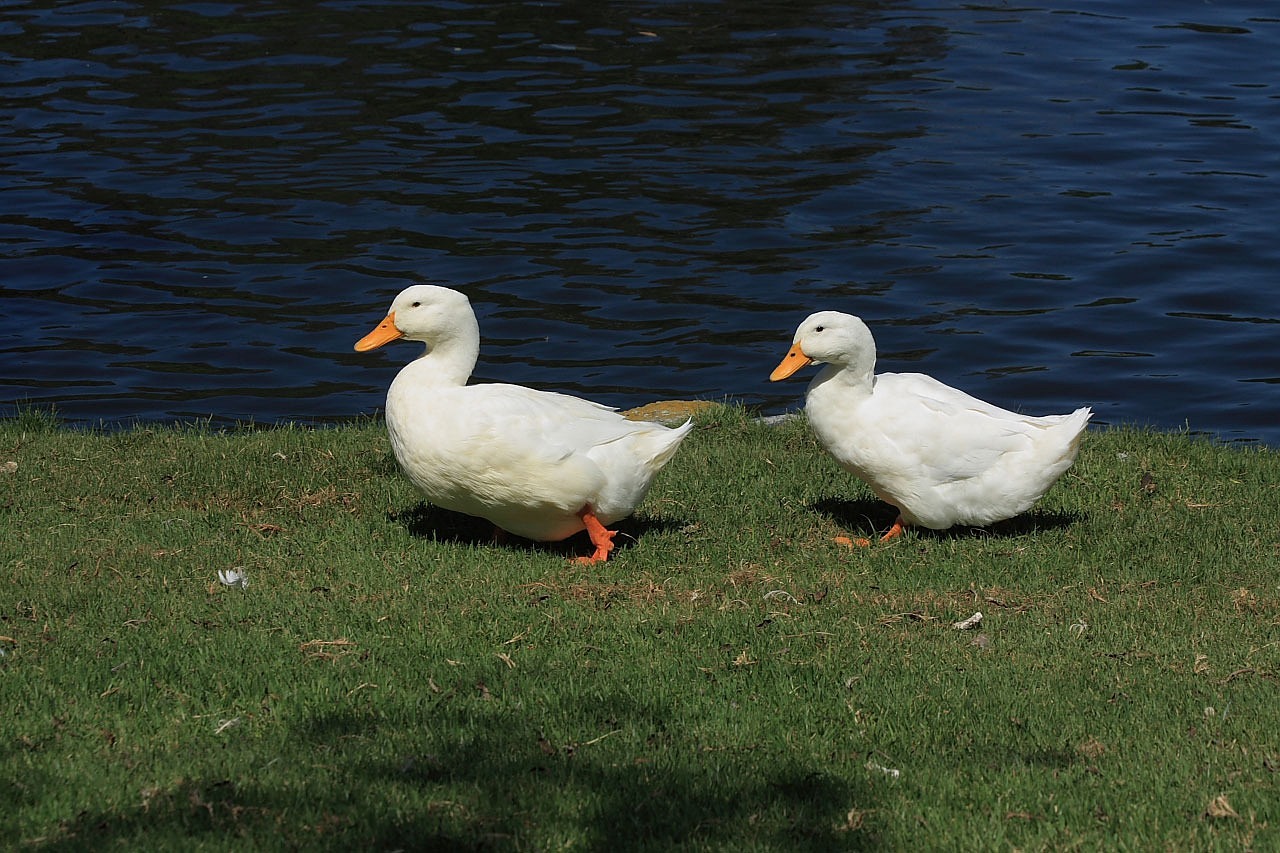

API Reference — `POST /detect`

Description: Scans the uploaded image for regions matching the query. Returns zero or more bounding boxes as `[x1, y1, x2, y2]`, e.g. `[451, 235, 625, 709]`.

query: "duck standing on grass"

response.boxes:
[355, 284, 692, 564]
[770, 311, 1091, 544]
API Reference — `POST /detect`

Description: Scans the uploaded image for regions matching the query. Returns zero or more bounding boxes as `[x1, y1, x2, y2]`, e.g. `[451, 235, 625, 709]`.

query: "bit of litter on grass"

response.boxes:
[583, 729, 621, 747]
[1203, 795, 1239, 820]
[1076, 736, 1106, 760]
[217, 568, 248, 589]
[299, 638, 358, 661]
[866, 760, 900, 780]
[952, 612, 983, 630]
[214, 717, 242, 735]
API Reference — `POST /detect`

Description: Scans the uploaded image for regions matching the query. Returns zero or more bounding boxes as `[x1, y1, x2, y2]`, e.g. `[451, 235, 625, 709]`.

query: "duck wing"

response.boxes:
[869, 373, 1041, 484]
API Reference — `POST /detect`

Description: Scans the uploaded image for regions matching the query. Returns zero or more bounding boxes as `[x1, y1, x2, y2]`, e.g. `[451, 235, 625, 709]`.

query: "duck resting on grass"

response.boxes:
[770, 311, 1091, 545]
[355, 284, 692, 564]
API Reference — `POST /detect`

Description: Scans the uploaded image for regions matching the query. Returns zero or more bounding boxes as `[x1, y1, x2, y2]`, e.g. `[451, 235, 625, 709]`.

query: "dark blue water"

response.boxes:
[3, 1, 1278, 444]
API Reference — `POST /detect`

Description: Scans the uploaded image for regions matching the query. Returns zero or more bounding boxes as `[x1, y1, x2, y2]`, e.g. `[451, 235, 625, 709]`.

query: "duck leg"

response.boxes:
[573, 508, 618, 564]
[835, 515, 907, 548]
[878, 516, 907, 542]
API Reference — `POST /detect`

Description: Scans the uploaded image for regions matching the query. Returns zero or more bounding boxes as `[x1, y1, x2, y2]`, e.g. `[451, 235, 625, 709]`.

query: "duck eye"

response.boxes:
[411, 301, 421, 308]
[814, 325, 824, 332]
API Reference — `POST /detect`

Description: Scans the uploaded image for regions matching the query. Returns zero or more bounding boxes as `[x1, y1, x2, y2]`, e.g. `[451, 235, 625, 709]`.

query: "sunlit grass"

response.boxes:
[2, 406, 1277, 850]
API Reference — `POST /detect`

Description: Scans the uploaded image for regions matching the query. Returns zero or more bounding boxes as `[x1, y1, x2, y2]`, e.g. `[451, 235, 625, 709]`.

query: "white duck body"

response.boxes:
[776, 311, 1091, 531]
[357, 285, 691, 546]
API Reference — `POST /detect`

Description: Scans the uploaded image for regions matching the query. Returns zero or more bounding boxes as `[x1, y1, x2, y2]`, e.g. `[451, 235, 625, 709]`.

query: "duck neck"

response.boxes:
[808, 360, 875, 400]
[407, 318, 480, 388]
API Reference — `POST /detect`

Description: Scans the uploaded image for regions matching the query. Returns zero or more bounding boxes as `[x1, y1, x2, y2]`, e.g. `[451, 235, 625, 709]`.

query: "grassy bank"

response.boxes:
[2, 406, 1277, 850]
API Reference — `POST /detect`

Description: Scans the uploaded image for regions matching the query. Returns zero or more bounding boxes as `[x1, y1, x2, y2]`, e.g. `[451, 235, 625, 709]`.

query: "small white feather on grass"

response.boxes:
[217, 568, 248, 589]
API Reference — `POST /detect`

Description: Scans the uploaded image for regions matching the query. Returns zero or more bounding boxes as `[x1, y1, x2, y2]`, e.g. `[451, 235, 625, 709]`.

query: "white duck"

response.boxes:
[771, 311, 1091, 544]
[355, 284, 692, 563]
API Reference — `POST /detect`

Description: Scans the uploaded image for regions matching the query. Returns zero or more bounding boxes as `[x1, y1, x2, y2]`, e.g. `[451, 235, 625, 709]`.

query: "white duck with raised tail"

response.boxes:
[771, 311, 1090, 544]
[356, 285, 692, 563]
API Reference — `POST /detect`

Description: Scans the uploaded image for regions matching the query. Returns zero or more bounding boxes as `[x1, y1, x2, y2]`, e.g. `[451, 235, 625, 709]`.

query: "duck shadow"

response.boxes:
[322, 692, 869, 851]
[42, 695, 874, 850]
[389, 502, 689, 560]
[810, 497, 1085, 542]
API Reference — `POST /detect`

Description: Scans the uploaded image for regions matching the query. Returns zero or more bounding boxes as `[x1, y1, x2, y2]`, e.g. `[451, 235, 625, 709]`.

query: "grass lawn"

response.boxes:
[1, 405, 1277, 850]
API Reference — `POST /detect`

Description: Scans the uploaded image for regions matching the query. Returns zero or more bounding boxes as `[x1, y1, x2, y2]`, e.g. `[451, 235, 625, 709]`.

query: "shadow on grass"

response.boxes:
[324, 692, 872, 851]
[389, 502, 689, 562]
[811, 497, 1085, 542]
[369, 728, 864, 849]
[31, 699, 875, 851]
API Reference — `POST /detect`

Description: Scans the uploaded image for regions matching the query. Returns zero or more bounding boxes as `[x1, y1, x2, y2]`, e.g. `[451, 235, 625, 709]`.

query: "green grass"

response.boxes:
[1, 405, 1277, 850]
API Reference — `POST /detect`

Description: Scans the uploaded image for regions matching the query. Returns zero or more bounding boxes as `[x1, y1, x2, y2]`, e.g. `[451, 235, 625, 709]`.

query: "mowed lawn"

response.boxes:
[2, 406, 1277, 851]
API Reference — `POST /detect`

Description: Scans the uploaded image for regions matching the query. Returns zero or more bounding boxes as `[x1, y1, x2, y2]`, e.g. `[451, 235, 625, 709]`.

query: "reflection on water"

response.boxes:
[2, 1, 1278, 443]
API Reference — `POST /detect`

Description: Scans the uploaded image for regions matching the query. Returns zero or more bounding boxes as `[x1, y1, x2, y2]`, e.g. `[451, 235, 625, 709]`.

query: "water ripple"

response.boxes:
[2, 0, 1278, 443]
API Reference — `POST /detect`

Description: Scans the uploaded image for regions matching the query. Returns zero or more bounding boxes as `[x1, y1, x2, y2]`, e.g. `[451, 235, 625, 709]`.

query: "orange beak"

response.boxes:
[770, 343, 812, 381]
[354, 312, 403, 352]
[353, 311, 401, 350]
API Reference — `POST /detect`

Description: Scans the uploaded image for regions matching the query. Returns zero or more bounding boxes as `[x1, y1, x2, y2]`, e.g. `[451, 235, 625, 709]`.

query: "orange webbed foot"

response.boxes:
[834, 516, 906, 548]
[879, 516, 907, 543]
[572, 508, 617, 565]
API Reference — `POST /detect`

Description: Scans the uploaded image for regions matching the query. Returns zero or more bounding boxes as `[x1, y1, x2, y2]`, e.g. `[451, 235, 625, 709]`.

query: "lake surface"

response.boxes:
[3, 0, 1279, 444]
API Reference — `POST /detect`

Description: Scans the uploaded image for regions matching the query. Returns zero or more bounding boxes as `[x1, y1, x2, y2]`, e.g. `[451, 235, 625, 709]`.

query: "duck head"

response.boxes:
[355, 284, 478, 352]
[770, 311, 877, 381]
